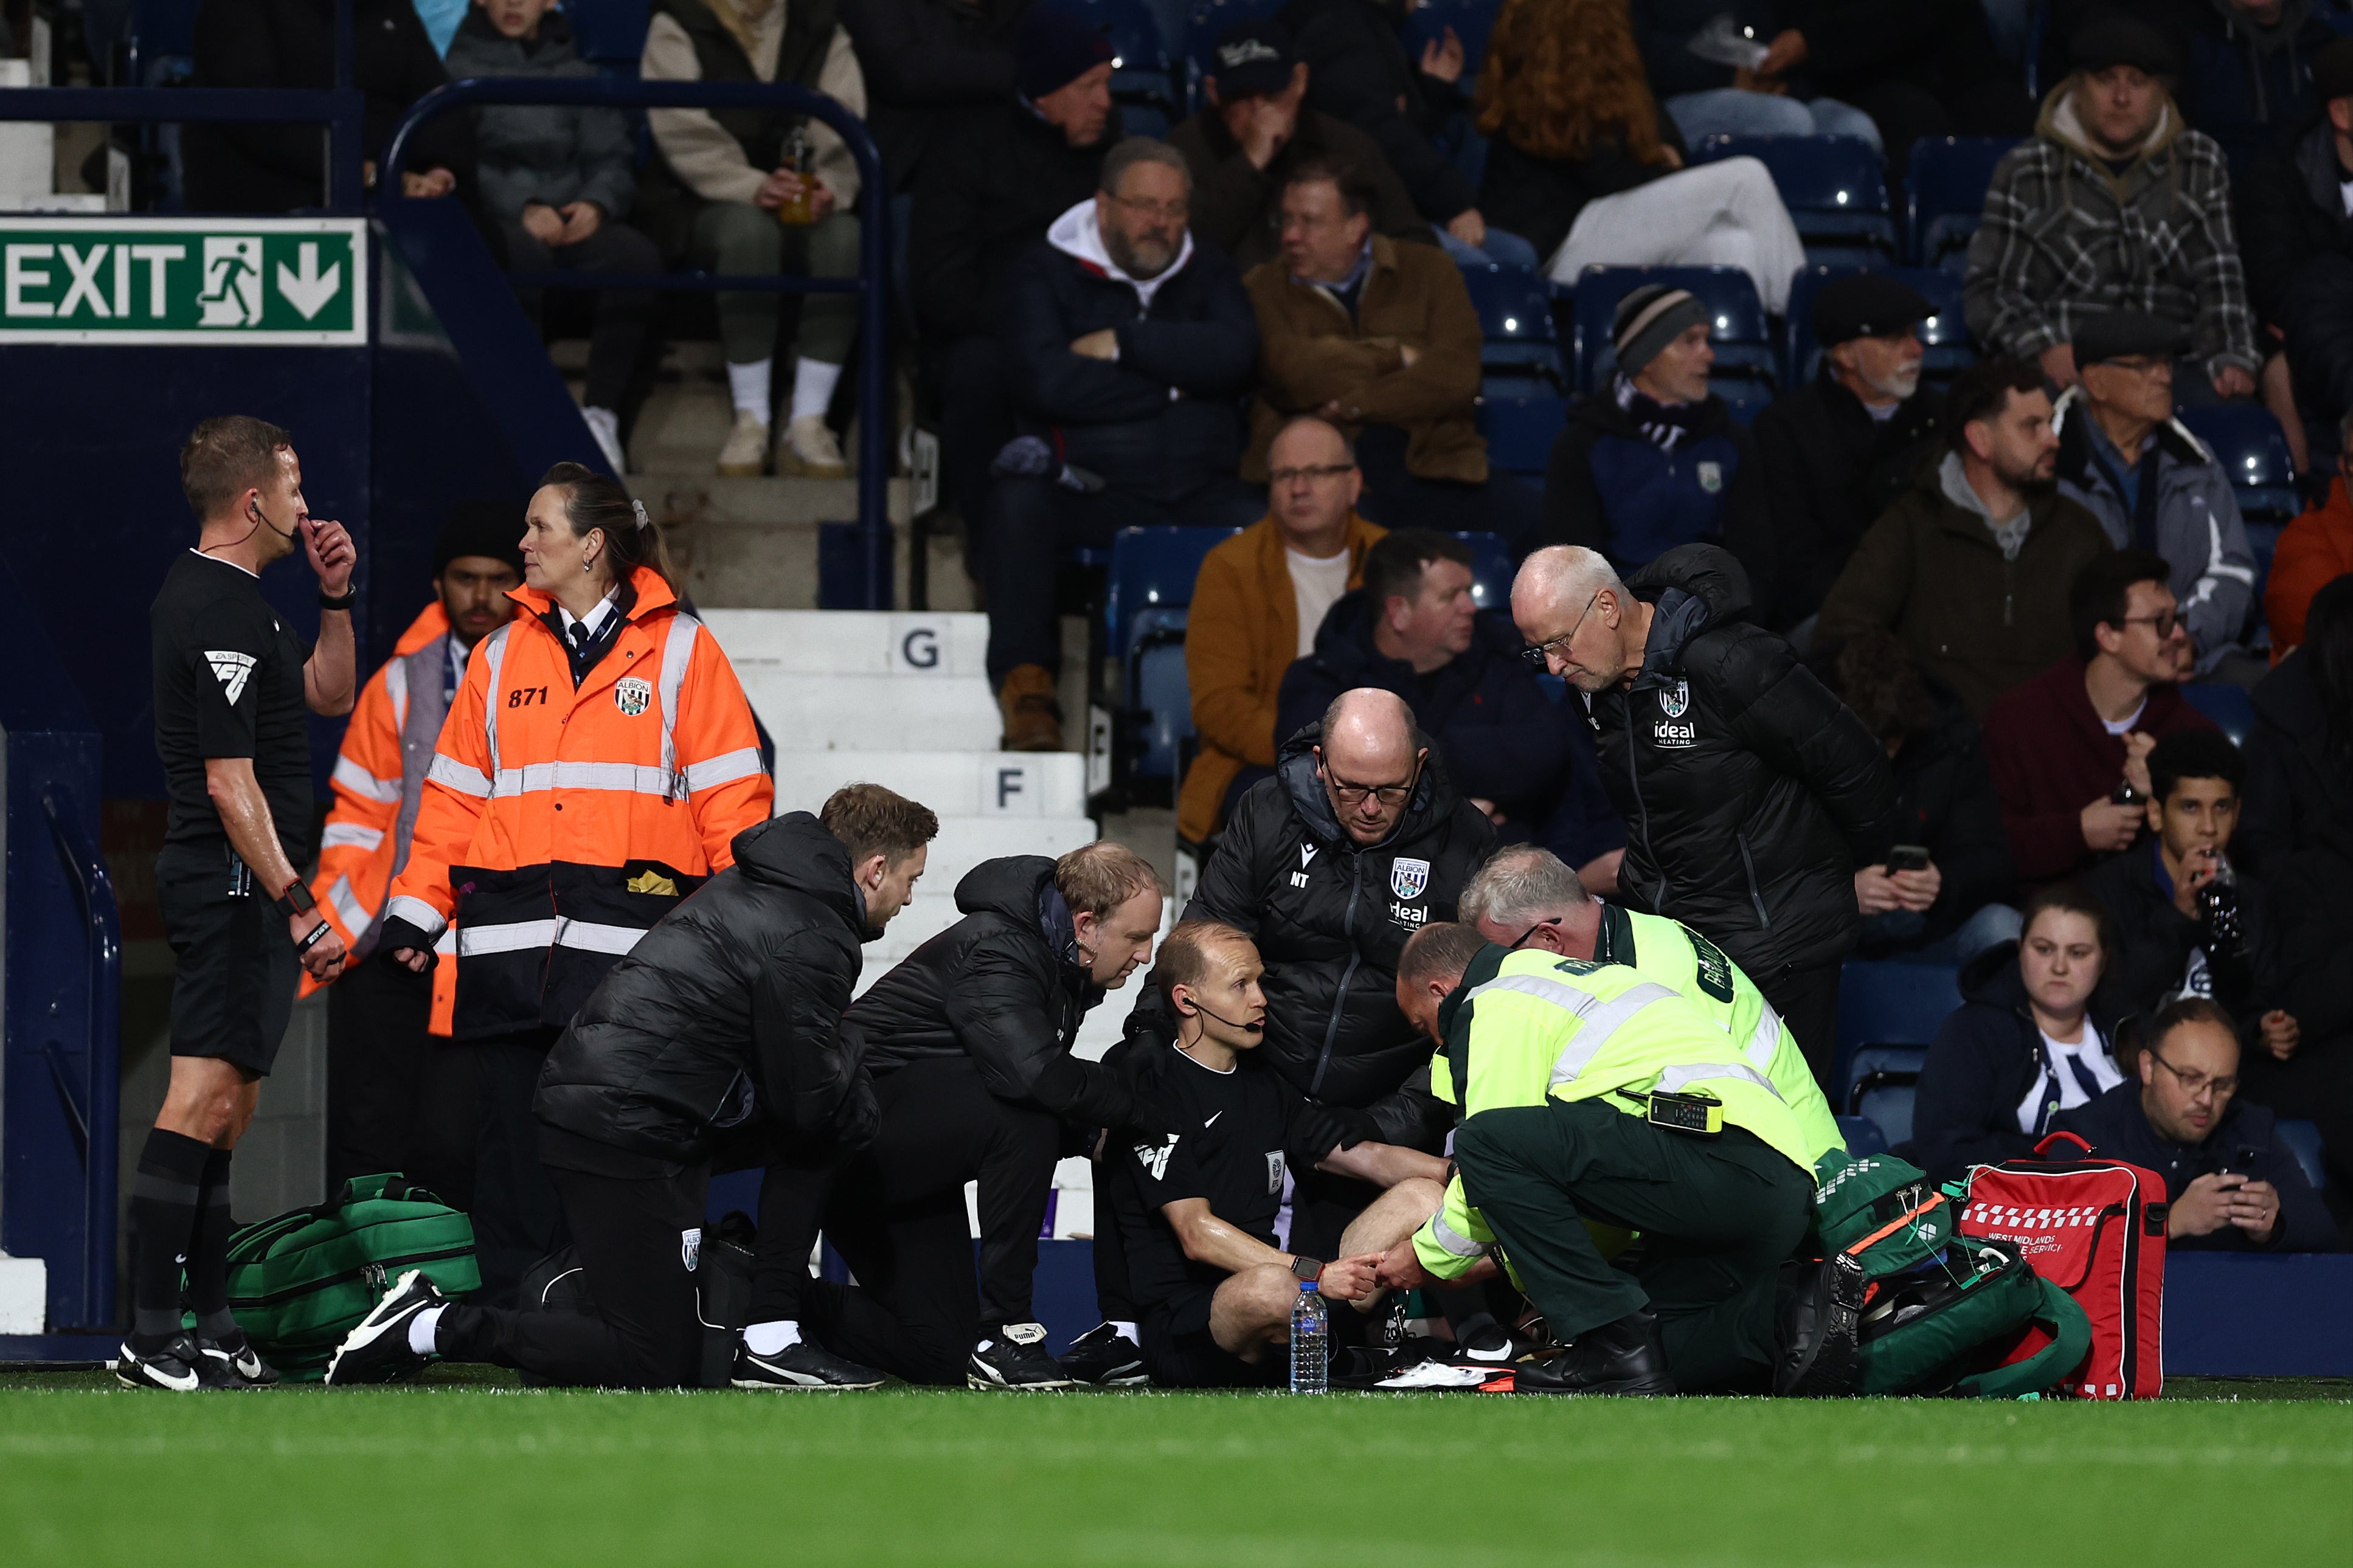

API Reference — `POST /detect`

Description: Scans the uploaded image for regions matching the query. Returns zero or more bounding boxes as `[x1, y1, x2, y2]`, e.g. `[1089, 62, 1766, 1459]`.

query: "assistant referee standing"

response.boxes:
[119, 416, 356, 1391]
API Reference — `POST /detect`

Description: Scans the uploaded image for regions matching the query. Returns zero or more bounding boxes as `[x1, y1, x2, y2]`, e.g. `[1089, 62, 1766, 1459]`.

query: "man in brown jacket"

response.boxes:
[1243, 159, 1538, 544]
[1177, 416, 1384, 846]
[1818, 359, 2112, 717]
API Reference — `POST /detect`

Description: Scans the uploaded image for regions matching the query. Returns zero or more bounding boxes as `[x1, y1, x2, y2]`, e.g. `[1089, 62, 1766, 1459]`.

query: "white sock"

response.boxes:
[726, 357, 773, 426]
[1110, 1321, 1139, 1343]
[408, 1305, 445, 1358]
[743, 1319, 803, 1356]
[789, 357, 843, 423]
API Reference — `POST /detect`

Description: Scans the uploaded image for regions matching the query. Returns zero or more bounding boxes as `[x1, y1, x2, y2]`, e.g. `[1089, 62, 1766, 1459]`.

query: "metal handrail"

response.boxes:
[0, 88, 370, 210]
[384, 78, 896, 609]
[42, 791, 122, 1328]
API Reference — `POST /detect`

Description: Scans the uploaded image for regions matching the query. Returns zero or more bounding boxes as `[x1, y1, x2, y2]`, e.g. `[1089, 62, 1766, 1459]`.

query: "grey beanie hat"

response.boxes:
[1613, 285, 1710, 375]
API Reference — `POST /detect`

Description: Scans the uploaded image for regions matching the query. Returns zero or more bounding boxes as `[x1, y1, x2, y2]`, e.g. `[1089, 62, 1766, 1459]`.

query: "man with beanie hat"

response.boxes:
[307, 499, 525, 1203]
[1966, 15, 2260, 402]
[1753, 274, 1946, 631]
[1539, 286, 1773, 612]
[2239, 35, 2353, 459]
[912, 1, 1118, 539]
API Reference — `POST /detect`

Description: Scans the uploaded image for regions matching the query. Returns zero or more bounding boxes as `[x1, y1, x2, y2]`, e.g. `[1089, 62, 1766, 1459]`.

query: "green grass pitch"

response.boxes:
[2, 1372, 2348, 1567]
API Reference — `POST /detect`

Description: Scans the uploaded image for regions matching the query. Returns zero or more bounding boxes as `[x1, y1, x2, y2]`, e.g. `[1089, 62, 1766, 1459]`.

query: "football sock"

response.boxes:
[743, 1320, 803, 1356]
[185, 1147, 238, 1340]
[409, 1305, 447, 1357]
[789, 357, 842, 423]
[1109, 1321, 1139, 1343]
[726, 357, 773, 426]
[128, 1128, 210, 1348]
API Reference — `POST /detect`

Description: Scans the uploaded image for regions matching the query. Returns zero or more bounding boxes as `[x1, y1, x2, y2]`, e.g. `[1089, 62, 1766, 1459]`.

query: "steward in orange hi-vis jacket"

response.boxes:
[373, 466, 772, 1302]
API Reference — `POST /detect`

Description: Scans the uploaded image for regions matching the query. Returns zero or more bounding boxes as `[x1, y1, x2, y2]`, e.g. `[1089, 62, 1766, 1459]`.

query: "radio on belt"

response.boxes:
[1620, 1085, 1724, 1136]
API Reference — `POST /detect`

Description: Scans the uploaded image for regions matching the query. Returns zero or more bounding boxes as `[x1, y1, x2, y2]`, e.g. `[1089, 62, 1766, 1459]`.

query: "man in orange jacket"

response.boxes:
[2265, 411, 2353, 661]
[308, 502, 523, 1205]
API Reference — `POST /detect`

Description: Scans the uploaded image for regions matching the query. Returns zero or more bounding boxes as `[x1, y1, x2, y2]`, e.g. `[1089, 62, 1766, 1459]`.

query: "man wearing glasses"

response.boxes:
[1143, 686, 1494, 1327]
[2055, 312, 2262, 687]
[1512, 542, 1896, 1086]
[2060, 997, 2338, 1251]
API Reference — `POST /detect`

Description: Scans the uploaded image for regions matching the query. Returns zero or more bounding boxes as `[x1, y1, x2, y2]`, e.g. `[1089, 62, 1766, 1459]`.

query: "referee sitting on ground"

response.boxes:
[122, 416, 356, 1391]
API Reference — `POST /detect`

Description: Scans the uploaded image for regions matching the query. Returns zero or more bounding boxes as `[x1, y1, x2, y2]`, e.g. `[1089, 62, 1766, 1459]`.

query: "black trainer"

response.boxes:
[196, 1331, 280, 1389]
[1056, 1323, 1146, 1387]
[1775, 1252, 1865, 1397]
[968, 1323, 1074, 1390]
[325, 1268, 446, 1386]
[116, 1333, 205, 1393]
[732, 1340, 886, 1391]
[1513, 1308, 1676, 1397]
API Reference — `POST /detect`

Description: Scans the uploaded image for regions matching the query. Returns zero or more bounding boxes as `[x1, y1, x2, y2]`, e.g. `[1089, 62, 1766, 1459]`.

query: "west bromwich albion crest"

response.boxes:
[615, 675, 654, 716]
[1390, 857, 1430, 901]
[1659, 680, 1691, 718]
[1696, 460, 1724, 494]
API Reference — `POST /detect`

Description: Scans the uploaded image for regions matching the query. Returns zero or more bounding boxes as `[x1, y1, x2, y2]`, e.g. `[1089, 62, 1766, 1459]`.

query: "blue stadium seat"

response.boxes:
[1834, 960, 1962, 1105]
[1837, 1114, 1890, 1156]
[1843, 1045, 1925, 1148]
[1905, 137, 2020, 272]
[2276, 1118, 2329, 1193]
[1477, 394, 1568, 478]
[1462, 264, 1567, 392]
[1568, 265, 1775, 394]
[1454, 530, 1514, 611]
[1713, 378, 1773, 425]
[566, 0, 654, 66]
[2181, 683, 2254, 745]
[2177, 405, 2303, 524]
[1104, 524, 1241, 660]
[1691, 134, 1898, 266]
[1128, 611, 1193, 781]
[1783, 263, 1977, 387]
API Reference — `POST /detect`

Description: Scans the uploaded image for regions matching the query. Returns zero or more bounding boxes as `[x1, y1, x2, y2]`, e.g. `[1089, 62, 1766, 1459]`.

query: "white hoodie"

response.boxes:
[1045, 198, 1195, 313]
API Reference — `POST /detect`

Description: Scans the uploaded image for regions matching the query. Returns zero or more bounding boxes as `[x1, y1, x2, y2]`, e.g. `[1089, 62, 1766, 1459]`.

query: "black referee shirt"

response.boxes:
[151, 550, 315, 864]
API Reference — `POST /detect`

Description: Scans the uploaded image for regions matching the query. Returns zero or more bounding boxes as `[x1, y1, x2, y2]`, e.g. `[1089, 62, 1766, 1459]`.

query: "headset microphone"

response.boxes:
[1181, 999, 1264, 1034]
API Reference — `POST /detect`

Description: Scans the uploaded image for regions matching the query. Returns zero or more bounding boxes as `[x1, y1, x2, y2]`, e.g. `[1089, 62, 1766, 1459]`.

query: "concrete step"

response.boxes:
[701, 609, 989, 677]
[771, 751, 1087, 819]
[746, 673, 999, 752]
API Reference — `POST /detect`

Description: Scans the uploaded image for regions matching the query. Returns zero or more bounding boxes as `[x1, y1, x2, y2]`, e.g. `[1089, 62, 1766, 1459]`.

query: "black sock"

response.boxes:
[187, 1148, 238, 1341]
[129, 1128, 211, 1348]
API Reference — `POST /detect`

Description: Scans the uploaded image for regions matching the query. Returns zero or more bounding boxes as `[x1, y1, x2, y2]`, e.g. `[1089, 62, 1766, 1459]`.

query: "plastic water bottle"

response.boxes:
[1290, 1281, 1328, 1394]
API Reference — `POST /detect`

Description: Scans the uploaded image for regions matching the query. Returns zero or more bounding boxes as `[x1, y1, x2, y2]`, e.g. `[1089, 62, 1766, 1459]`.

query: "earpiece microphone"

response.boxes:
[1180, 999, 1264, 1034]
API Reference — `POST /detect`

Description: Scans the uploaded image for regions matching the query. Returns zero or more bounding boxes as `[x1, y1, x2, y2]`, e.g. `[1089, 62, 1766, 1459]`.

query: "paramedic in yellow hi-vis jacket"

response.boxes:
[1457, 845, 1845, 1166]
[1375, 924, 1863, 1397]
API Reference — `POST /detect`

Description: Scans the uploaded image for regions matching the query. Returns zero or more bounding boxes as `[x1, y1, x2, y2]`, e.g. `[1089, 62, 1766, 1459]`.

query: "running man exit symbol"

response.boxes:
[198, 237, 263, 326]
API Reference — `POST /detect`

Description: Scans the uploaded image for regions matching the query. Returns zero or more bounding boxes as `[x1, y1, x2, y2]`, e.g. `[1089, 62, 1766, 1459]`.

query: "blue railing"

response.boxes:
[386, 77, 895, 609]
[41, 791, 122, 1328]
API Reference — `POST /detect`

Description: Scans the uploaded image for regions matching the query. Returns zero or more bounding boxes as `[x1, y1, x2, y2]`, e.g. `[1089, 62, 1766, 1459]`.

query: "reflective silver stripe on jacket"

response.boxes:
[657, 612, 701, 800]
[428, 754, 493, 798]
[491, 760, 684, 798]
[384, 893, 448, 941]
[1654, 1062, 1783, 1100]
[683, 747, 763, 793]
[1746, 1005, 1783, 1071]
[1461, 973, 1685, 1087]
[319, 822, 383, 852]
[331, 755, 400, 804]
[478, 622, 513, 782]
[1424, 1211, 1489, 1259]
[458, 917, 648, 958]
[325, 874, 371, 936]
[384, 649, 410, 731]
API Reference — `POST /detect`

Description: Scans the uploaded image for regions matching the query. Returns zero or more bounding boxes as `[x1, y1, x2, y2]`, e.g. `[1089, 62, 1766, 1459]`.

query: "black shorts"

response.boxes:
[158, 841, 298, 1076]
[1141, 1285, 1283, 1390]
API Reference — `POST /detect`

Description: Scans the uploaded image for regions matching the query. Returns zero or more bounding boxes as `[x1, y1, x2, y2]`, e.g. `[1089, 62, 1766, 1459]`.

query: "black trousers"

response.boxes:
[1351, 423, 1545, 556]
[822, 1057, 1062, 1384]
[935, 334, 1013, 537]
[326, 952, 476, 1208]
[501, 218, 663, 412]
[980, 474, 1264, 685]
[1756, 958, 1842, 1094]
[471, 1026, 567, 1308]
[1454, 1099, 1811, 1392]
[749, 1142, 851, 1323]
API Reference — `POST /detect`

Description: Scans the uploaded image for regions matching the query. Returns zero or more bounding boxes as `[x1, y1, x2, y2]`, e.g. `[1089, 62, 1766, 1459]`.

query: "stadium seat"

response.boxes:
[2276, 1119, 2330, 1194]
[1690, 134, 1899, 266]
[1783, 263, 1976, 387]
[1834, 959, 1962, 1105]
[1103, 524, 1241, 661]
[1843, 1045, 1925, 1148]
[1477, 394, 1568, 478]
[1837, 1114, 1890, 1157]
[1126, 610, 1193, 781]
[1713, 377, 1773, 425]
[2177, 404, 2303, 524]
[1462, 264, 1567, 393]
[1568, 265, 1775, 395]
[1454, 531, 1514, 611]
[1905, 136, 2020, 272]
[1064, 0, 1182, 131]
[2181, 683, 2255, 746]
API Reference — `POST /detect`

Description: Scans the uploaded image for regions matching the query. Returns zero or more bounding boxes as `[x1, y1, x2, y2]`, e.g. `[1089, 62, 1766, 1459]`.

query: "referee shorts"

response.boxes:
[1142, 1285, 1284, 1390]
[157, 842, 298, 1076]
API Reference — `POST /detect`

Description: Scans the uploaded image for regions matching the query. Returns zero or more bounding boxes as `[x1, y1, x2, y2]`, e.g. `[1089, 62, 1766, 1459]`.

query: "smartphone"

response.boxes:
[2111, 781, 2144, 806]
[1887, 844, 1931, 874]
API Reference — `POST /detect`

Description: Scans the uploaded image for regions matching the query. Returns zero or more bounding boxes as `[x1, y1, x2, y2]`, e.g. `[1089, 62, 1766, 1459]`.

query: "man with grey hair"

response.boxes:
[985, 135, 1265, 750]
[1514, 541, 1896, 1086]
[1128, 685, 1494, 1327]
[1458, 846, 1841, 1163]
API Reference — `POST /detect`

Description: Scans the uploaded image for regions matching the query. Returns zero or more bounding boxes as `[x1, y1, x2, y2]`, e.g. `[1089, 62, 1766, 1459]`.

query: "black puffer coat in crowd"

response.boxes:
[535, 812, 873, 1167]
[1590, 544, 1897, 981]
[1134, 720, 1496, 1147]
[848, 855, 1137, 1127]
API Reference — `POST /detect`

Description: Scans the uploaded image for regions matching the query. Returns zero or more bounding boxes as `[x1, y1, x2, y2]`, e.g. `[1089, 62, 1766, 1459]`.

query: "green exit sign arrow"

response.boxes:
[0, 218, 367, 345]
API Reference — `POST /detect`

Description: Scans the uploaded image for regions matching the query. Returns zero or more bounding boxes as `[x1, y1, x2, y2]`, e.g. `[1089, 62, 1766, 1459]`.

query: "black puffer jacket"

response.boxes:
[1590, 545, 1897, 979]
[1140, 720, 1497, 1146]
[2237, 117, 2353, 425]
[848, 855, 1135, 1127]
[1750, 370, 1945, 630]
[535, 813, 872, 1167]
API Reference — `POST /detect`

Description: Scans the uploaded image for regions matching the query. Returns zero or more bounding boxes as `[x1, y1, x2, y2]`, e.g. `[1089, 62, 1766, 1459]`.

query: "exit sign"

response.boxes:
[0, 217, 366, 345]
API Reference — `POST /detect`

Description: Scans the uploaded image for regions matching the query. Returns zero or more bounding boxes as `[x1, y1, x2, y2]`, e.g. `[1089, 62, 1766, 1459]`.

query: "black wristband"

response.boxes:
[318, 587, 357, 612]
[272, 880, 316, 920]
[296, 919, 333, 955]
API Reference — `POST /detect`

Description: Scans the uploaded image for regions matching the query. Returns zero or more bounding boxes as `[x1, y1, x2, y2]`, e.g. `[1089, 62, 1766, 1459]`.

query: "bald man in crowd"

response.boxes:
[1512, 544, 1894, 1085]
[1126, 688, 1494, 1308]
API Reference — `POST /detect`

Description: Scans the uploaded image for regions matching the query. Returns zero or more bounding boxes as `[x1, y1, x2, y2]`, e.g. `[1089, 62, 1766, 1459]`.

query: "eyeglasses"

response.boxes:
[2118, 609, 2181, 639]
[2098, 355, 2174, 379]
[2149, 1050, 2237, 1099]
[1320, 756, 1419, 807]
[1109, 194, 1189, 222]
[1506, 917, 1562, 950]
[1269, 463, 1357, 486]
[1519, 589, 1604, 670]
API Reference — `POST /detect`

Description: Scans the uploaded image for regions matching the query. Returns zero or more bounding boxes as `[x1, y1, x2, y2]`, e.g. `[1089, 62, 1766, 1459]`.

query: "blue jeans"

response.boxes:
[1434, 221, 1541, 272]
[1664, 89, 1884, 153]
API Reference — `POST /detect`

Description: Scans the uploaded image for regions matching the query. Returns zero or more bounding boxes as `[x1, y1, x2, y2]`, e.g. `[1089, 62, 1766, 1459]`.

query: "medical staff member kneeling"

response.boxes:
[1376, 924, 1862, 1396]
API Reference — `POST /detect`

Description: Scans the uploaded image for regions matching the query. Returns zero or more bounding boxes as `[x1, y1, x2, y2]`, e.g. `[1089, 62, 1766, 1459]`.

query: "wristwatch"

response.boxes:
[1288, 1255, 1324, 1282]
[272, 879, 317, 920]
